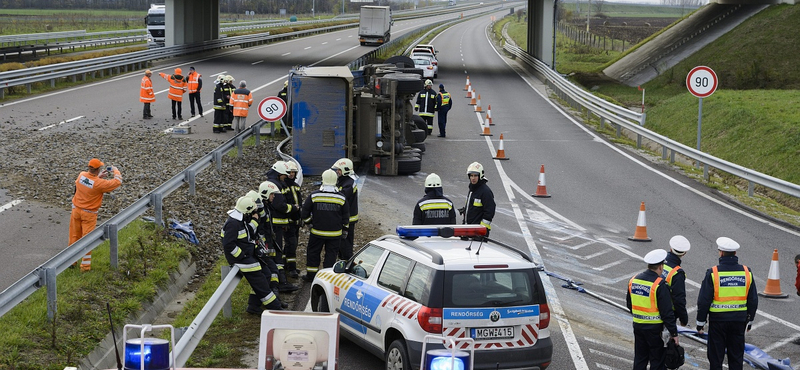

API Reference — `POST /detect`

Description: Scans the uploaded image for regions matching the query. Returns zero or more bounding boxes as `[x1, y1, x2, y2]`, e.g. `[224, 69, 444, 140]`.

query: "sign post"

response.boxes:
[686, 66, 718, 155]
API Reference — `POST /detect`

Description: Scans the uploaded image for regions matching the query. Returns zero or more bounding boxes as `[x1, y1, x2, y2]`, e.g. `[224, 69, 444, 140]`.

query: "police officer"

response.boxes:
[415, 79, 438, 135]
[460, 162, 496, 235]
[332, 158, 358, 260]
[696, 237, 758, 370]
[263, 161, 299, 291]
[413, 173, 456, 225]
[663, 235, 691, 327]
[301, 170, 349, 282]
[435, 83, 452, 137]
[284, 161, 303, 278]
[245, 190, 290, 309]
[626, 249, 679, 370]
[220, 196, 283, 313]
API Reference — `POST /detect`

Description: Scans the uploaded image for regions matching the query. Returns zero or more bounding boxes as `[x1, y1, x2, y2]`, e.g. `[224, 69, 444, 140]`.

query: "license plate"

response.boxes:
[471, 326, 514, 339]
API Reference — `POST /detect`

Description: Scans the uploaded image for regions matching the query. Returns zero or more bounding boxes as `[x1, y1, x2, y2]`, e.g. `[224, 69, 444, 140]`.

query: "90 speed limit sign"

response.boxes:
[686, 66, 718, 98]
[258, 96, 287, 121]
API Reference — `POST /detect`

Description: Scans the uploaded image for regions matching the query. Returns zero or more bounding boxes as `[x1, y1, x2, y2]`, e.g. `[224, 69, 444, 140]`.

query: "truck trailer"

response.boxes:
[358, 6, 392, 46]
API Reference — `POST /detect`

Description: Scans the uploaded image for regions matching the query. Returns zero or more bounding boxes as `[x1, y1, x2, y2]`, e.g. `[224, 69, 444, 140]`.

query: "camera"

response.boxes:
[106, 166, 112, 172]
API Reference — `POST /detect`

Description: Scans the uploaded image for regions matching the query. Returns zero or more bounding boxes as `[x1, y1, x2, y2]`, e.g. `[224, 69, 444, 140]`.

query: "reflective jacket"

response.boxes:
[697, 255, 758, 323]
[413, 188, 456, 225]
[626, 269, 678, 336]
[230, 87, 253, 117]
[415, 87, 438, 117]
[139, 76, 155, 103]
[72, 169, 122, 212]
[224, 83, 235, 107]
[337, 175, 359, 224]
[187, 71, 202, 93]
[213, 83, 227, 110]
[301, 187, 349, 239]
[662, 252, 689, 325]
[158, 72, 187, 102]
[464, 179, 495, 229]
[220, 210, 262, 273]
[265, 169, 295, 226]
[437, 91, 452, 113]
[285, 177, 303, 223]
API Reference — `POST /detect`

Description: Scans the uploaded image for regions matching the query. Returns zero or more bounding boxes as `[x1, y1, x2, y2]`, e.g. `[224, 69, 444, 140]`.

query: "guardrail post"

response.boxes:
[213, 150, 223, 171]
[26, 83, 32, 94]
[50, 79, 55, 88]
[186, 169, 196, 196]
[45, 267, 57, 321]
[637, 134, 642, 149]
[748, 181, 754, 197]
[106, 223, 119, 269]
[662, 146, 668, 160]
[670, 150, 676, 164]
[253, 124, 261, 147]
[703, 164, 709, 181]
[600, 117, 605, 130]
[221, 265, 232, 318]
[151, 192, 164, 227]
[615, 123, 621, 138]
[235, 137, 243, 157]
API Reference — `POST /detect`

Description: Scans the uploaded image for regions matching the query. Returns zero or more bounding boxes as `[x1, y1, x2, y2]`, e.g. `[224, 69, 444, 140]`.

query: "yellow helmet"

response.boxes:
[235, 196, 257, 214]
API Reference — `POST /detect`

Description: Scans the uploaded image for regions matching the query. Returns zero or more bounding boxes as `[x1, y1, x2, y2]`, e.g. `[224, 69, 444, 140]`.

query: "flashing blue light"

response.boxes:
[426, 349, 470, 370]
[396, 225, 487, 238]
[430, 356, 465, 370]
[124, 338, 170, 370]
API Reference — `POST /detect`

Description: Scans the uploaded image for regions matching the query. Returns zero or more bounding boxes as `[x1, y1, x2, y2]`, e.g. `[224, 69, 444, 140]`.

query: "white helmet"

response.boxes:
[235, 196, 257, 214]
[259, 181, 281, 199]
[424, 79, 433, 87]
[283, 80, 289, 88]
[245, 190, 263, 209]
[286, 160, 299, 173]
[272, 161, 291, 176]
[322, 169, 338, 186]
[425, 173, 442, 188]
[466, 162, 484, 180]
[225, 75, 234, 84]
[331, 158, 354, 176]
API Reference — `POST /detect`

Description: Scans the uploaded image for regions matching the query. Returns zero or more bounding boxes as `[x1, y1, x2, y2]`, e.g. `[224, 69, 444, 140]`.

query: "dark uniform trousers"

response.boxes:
[307, 235, 340, 270]
[633, 325, 666, 370]
[340, 221, 356, 260]
[708, 321, 747, 370]
[284, 225, 299, 272]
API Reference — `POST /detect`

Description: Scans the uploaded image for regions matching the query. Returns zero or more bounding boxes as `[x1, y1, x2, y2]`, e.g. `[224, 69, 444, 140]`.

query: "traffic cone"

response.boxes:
[475, 95, 483, 112]
[628, 202, 651, 242]
[493, 134, 509, 160]
[532, 164, 550, 198]
[466, 85, 473, 99]
[759, 249, 789, 298]
[486, 105, 493, 126]
[464, 76, 470, 91]
[469, 90, 477, 106]
[479, 119, 492, 136]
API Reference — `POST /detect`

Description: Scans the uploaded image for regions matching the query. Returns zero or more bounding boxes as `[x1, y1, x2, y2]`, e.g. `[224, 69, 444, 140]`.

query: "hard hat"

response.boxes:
[286, 161, 299, 173]
[283, 80, 289, 88]
[643, 249, 668, 265]
[669, 235, 691, 254]
[321, 169, 338, 186]
[145, 69, 152, 75]
[716, 237, 740, 252]
[272, 161, 291, 176]
[466, 162, 484, 180]
[174, 68, 182, 75]
[246, 190, 263, 209]
[214, 75, 223, 84]
[235, 196, 257, 214]
[425, 79, 433, 86]
[259, 181, 281, 199]
[425, 173, 442, 188]
[331, 158, 354, 176]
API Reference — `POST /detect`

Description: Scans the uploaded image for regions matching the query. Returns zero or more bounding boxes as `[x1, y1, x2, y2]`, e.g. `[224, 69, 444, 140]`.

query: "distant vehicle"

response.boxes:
[411, 57, 435, 79]
[145, 4, 165, 48]
[415, 44, 438, 56]
[359, 5, 393, 46]
[448, 0, 456, 5]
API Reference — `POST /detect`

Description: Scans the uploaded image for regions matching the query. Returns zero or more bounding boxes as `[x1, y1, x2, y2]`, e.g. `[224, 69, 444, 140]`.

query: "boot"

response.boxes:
[246, 294, 263, 315]
[277, 270, 300, 292]
[273, 288, 290, 309]
[264, 294, 284, 311]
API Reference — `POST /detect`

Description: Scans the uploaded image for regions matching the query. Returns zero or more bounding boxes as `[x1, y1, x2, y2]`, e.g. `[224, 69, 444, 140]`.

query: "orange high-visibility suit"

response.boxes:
[69, 160, 122, 272]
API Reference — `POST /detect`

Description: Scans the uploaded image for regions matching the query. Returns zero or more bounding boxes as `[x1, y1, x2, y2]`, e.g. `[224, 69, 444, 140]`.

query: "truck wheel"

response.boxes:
[397, 156, 421, 175]
[382, 73, 422, 95]
[411, 142, 426, 152]
[412, 115, 427, 132]
[386, 339, 410, 370]
[385, 56, 415, 68]
[411, 128, 426, 142]
[360, 41, 366, 46]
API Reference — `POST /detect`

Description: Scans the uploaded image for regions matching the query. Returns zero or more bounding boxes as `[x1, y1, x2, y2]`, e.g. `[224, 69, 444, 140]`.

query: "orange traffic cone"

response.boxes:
[532, 164, 550, 198]
[464, 76, 470, 91]
[466, 85, 473, 98]
[479, 119, 492, 136]
[486, 105, 493, 126]
[759, 249, 789, 298]
[469, 90, 477, 106]
[493, 134, 510, 160]
[475, 95, 483, 112]
[628, 202, 651, 242]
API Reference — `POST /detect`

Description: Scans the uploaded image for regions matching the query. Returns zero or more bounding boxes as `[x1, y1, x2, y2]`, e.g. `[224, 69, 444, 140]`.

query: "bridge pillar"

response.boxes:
[529, 0, 556, 68]
[166, 0, 219, 46]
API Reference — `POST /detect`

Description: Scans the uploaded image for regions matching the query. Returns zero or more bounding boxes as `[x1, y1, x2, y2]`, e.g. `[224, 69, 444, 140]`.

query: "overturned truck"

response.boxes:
[288, 64, 428, 176]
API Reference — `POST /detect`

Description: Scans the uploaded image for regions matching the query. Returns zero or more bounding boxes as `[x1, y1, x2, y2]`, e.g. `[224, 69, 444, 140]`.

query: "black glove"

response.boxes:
[255, 246, 267, 259]
[342, 230, 348, 240]
[696, 325, 704, 333]
[458, 207, 465, 215]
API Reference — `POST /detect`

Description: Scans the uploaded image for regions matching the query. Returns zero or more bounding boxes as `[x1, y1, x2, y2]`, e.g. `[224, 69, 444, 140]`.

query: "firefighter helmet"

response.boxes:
[322, 169, 338, 186]
[259, 181, 281, 199]
[286, 160, 299, 173]
[246, 190, 263, 209]
[425, 79, 433, 87]
[331, 158, 354, 176]
[225, 75, 234, 84]
[235, 196, 256, 214]
[466, 162, 484, 180]
[272, 161, 291, 176]
[283, 80, 289, 88]
[425, 173, 442, 188]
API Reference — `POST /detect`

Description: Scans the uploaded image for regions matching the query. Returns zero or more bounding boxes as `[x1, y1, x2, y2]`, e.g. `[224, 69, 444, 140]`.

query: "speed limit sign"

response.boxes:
[686, 66, 718, 98]
[258, 96, 287, 121]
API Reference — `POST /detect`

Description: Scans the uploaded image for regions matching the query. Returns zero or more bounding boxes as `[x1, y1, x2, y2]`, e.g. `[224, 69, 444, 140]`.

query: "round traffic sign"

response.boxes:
[686, 66, 718, 98]
[258, 96, 287, 121]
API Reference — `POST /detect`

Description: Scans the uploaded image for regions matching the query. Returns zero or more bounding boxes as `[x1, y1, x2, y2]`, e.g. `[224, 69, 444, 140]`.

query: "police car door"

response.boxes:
[368, 252, 415, 346]
[337, 244, 387, 341]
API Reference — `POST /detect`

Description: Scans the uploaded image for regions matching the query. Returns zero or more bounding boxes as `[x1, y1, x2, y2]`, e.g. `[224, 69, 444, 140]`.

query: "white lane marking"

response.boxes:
[211, 71, 228, 78]
[0, 199, 23, 212]
[282, 52, 291, 56]
[304, 46, 311, 50]
[252, 60, 264, 65]
[592, 259, 629, 271]
[583, 336, 630, 353]
[321, 42, 328, 45]
[763, 333, 800, 353]
[589, 348, 633, 364]
[37, 116, 83, 131]
[336, 38, 341, 41]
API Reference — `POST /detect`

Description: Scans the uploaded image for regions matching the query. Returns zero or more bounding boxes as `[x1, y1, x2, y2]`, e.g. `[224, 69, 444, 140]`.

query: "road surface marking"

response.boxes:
[37, 116, 83, 131]
[0, 199, 22, 212]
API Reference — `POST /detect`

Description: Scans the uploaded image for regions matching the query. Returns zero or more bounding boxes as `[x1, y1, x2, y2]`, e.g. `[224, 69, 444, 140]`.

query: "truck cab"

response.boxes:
[145, 4, 166, 48]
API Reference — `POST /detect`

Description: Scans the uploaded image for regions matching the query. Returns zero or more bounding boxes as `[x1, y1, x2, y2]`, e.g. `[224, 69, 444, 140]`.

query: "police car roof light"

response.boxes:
[396, 225, 488, 238]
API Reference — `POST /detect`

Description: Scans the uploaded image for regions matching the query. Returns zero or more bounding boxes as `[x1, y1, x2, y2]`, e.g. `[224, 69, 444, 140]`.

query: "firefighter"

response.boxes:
[435, 83, 452, 137]
[331, 158, 358, 260]
[212, 75, 227, 133]
[278, 80, 288, 103]
[301, 169, 349, 282]
[262, 162, 299, 292]
[696, 237, 758, 370]
[414, 79, 438, 135]
[277, 80, 291, 131]
[229, 80, 253, 133]
[247, 190, 291, 308]
[158, 68, 187, 120]
[460, 162, 496, 236]
[223, 75, 236, 131]
[626, 249, 679, 370]
[663, 235, 691, 327]
[284, 160, 303, 278]
[70, 158, 122, 272]
[140, 69, 155, 119]
[258, 182, 299, 294]
[186, 66, 203, 117]
[220, 196, 283, 313]
[413, 173, 456, 225]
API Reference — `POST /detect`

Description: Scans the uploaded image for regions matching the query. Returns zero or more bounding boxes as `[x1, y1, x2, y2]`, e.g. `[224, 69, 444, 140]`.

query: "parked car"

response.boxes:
[414, 44, 438, 56]
[412, 57, 436, 79]
[309, 225, 553, 370]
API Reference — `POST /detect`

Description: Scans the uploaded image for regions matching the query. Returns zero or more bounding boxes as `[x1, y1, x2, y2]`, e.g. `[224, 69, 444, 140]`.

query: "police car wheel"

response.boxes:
[385, 339, 410, 370]
[312, 291, 329, 313]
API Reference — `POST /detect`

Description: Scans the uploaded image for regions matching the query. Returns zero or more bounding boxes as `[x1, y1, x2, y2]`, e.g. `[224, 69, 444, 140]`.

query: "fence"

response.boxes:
[557, 21, 631, 52]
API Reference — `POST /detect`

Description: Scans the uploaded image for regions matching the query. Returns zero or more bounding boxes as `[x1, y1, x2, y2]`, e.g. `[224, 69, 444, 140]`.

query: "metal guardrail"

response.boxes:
[502, 43, 800, 199]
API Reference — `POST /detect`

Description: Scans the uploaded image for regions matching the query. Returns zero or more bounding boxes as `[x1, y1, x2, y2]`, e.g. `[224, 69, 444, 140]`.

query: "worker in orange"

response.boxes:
[230, 80, 253, 133]
[69, 158, 122, 272]
[186, 66, 203, 117]
[159, 68, 188, 120]
[140, 69, 155, 119]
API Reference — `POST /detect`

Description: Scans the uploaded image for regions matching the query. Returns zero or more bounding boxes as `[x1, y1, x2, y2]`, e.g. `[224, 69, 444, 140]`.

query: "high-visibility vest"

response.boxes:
[629, 276, 663, 324]
[187, 71, 201, 93]
[140, 76, 155, 103]
[710, 266, 751, 312]
[160, 73, 187, 102]
[662, 264, 682, 286]
[230, 89, 253, 117]
[439, 91, 451, 106]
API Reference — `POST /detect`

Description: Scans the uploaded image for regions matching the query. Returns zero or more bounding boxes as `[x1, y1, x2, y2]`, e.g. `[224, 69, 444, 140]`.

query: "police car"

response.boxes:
[310, 225, 553, 370]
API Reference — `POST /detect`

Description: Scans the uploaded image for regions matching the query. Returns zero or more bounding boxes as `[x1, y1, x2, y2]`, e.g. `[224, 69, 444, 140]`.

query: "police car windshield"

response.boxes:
[445, 270, 538, 307]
